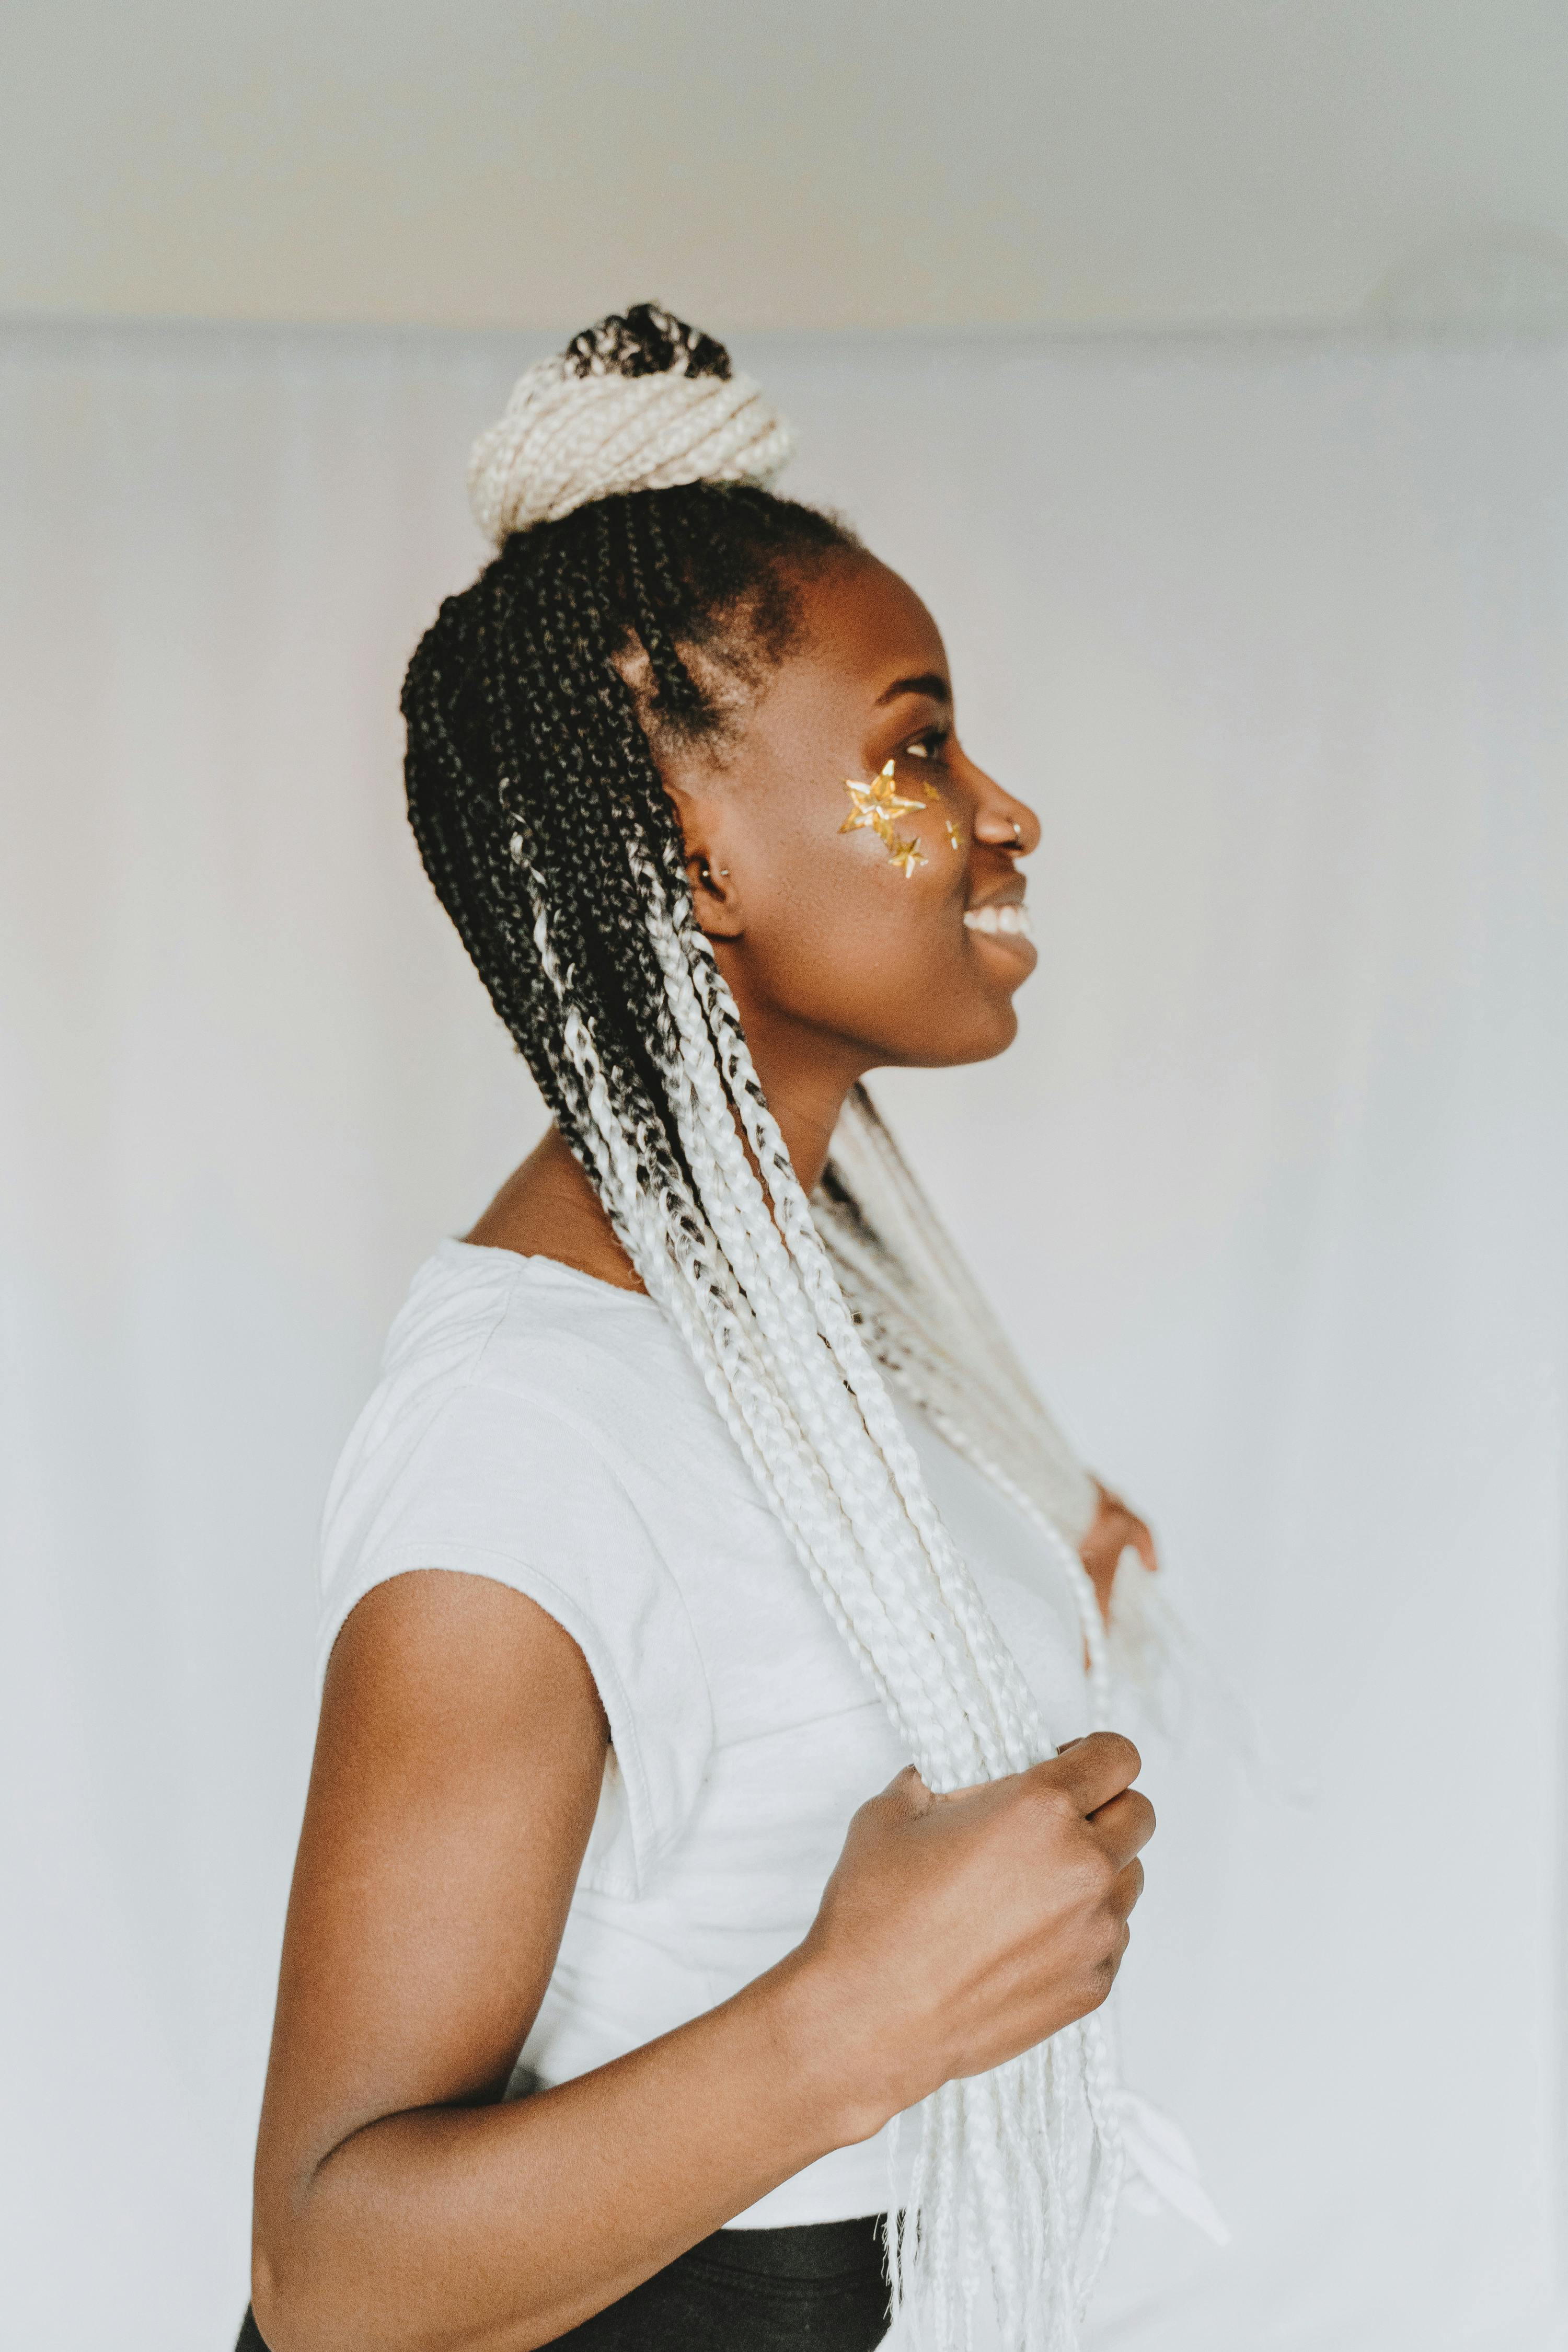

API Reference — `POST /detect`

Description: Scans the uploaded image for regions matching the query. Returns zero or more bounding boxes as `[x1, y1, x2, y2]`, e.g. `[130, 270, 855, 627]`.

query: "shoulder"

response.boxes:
[332, 1240, 704, 1497]
[317, 1240, 721, 1888]
[321, 1239, 720, 1597]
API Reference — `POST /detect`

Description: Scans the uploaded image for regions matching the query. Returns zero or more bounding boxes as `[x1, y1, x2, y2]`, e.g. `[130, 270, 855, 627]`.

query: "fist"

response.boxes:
[799, 1732, 1154, 2138]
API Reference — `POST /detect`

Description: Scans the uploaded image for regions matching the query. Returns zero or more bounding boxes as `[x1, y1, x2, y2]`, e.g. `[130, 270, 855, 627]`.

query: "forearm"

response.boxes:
[255, 1949, 882, 2352]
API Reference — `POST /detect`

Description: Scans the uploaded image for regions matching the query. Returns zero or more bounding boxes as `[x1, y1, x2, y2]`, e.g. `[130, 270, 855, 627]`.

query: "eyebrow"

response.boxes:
[875, 671, 951, 708]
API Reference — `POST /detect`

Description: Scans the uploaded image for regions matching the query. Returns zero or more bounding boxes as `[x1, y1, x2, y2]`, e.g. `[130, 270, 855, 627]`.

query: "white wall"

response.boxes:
[5, 2, 1568, 332]
[2, 320, 1565, 2351]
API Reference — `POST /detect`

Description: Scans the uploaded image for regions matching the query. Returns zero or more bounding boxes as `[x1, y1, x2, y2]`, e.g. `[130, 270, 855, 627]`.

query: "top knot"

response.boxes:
[467, 303, 795, 544]
[561, 301, 733, 383]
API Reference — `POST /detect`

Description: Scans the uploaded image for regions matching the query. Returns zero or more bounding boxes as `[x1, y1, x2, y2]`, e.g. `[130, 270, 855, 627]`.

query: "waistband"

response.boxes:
[701, 2214, 888, 2280]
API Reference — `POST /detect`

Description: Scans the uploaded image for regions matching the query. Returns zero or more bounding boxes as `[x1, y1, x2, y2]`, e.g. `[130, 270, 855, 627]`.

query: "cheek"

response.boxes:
[743, 829, 1021, 1062]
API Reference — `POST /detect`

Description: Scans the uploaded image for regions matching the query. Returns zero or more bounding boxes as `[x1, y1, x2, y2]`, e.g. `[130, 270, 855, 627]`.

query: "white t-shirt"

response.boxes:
[318, 1239, 1093, 2228]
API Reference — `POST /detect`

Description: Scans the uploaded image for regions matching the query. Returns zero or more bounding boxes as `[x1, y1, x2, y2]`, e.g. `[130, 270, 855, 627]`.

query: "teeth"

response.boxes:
[964, 903, 1032, 938]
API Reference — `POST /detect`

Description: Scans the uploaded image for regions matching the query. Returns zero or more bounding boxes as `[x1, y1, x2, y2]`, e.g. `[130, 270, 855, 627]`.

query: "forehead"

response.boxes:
[788, 552, 949, 699]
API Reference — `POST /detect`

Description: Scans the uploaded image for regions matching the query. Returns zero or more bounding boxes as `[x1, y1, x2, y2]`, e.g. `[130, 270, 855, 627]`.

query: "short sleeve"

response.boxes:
[317, 1371, 716, 1900]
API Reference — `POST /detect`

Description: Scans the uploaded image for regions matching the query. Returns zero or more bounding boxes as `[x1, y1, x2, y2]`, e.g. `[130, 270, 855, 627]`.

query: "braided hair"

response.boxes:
[402, 305, 1122, 2350]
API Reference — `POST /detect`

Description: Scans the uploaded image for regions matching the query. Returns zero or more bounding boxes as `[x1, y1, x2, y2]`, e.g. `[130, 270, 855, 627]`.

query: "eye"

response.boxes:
[902, 727, 950, 763]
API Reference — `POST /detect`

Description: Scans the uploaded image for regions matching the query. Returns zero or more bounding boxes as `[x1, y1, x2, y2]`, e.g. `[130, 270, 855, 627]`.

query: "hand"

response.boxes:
[794, 1733, 1153, 2139]
[1079, 1480, 1158, 1623]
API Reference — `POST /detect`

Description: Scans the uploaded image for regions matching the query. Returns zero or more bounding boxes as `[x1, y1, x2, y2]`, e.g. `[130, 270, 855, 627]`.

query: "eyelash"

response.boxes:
[902, 728, 950, 763]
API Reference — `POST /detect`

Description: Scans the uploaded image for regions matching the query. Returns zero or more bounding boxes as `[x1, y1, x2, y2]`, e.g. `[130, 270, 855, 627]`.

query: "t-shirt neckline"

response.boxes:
[438, 1233, 660, 1310]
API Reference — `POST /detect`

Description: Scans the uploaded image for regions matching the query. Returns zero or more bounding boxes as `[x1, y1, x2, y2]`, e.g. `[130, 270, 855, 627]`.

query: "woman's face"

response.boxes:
[666, 551, 1042, 1080]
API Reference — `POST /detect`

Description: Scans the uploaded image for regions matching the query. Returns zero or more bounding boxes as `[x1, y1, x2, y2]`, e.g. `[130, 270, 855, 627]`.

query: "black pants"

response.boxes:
[236, 2213, 890, 2349]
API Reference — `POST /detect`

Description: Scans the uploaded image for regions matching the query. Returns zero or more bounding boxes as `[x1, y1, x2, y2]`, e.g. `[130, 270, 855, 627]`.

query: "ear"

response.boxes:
[684, 845, 745, 940]
[674, 787, 746, 940]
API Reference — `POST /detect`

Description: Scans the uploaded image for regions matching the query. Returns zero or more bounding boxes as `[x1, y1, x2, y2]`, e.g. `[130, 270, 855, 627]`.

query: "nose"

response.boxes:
[964, 754, 1040, 855]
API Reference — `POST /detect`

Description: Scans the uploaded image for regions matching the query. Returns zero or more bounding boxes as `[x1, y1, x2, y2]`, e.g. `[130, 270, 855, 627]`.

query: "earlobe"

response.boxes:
[686, 853, 744, 940]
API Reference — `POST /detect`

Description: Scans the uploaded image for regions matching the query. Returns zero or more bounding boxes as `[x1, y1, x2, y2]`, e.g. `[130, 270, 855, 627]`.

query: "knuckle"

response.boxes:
[1079, 1952, 1120, 2012]
[1099, 1731, 1142, 1781]
[1020, 1780, 1078, 1836]
[1083, 1842, 1118, 1896]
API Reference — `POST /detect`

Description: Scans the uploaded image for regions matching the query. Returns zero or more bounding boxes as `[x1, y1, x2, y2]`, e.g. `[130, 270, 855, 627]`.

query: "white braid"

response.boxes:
[818, 1091, 1101, 1545]
[469, 355, 794, 542]
[510, 826, 1123, 2347]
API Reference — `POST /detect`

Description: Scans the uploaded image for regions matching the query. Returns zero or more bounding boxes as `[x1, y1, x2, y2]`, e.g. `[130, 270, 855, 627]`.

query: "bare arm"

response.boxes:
[252, 1571, 1151, 2352]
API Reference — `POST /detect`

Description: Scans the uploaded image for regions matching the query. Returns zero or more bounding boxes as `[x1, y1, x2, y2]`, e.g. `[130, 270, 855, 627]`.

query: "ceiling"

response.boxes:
[6, 0, 1568, 335]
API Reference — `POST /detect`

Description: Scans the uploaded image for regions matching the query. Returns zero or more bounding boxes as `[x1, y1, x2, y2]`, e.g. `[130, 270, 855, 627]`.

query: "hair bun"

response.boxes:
[468, 302, 796, 544]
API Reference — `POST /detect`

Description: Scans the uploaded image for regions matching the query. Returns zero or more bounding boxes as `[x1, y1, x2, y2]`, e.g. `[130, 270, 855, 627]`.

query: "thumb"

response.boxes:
[882, 1762, 936, 1818]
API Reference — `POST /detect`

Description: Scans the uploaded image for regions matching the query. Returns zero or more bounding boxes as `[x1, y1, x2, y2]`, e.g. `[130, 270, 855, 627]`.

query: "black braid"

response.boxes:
[401, 477, 858, 1203]
[562, 301, 732, 383]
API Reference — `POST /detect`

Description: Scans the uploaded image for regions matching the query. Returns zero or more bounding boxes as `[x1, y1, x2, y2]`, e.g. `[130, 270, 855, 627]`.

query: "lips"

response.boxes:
[963, 902, 1032, 940]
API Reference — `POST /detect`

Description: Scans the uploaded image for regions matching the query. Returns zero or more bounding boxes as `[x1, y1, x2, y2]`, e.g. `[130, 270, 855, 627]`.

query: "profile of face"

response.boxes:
[662, 551, 1043, 1087]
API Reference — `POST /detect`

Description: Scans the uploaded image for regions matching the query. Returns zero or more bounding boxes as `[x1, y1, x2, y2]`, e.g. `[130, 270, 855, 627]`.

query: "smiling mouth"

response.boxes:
[963, 902, 1033, 942]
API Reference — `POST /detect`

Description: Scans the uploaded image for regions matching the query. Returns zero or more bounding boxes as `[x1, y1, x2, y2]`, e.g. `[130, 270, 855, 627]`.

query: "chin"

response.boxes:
[953, 1002, 1021, 1065]
[886, 998, 1021, 1070]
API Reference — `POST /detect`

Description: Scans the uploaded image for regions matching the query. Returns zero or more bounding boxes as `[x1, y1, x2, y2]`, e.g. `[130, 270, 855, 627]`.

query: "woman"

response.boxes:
[247, 305, 1167, 2352]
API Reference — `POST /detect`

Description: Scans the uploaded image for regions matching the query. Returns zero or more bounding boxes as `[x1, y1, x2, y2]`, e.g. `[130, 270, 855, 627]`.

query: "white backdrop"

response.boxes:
[3, 320, 1565, 2352]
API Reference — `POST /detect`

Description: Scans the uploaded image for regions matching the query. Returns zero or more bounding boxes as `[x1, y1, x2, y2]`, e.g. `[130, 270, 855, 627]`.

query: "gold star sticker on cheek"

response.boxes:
[867, 760, 925, 815]
[884, 831, 927, 879]
[838, 781, 882, 834]
[840, 768, 925, 834]
[944, 819, 963, 852]
[885, 753, 942, 804]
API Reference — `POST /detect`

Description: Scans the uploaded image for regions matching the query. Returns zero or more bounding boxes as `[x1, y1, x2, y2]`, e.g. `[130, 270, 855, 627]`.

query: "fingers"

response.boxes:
[1084, 1557, 1117, 1626]
[881, 1742, 1150, 1848]
[1086, 1787, 1156, 1871]
[1087, 1483, 1159, 1581]
[1033, 1731, 1142, 1816]
[1109, 1857, 1144, 1922]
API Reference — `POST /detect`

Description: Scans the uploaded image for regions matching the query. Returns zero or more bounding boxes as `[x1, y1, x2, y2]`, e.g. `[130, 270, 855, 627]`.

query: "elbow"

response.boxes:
[248, 2245, 286, 2352]
[250, 2237, 314, 2352]
[251, 2238, 508, 2352]
[250, 2233, 351, 2352]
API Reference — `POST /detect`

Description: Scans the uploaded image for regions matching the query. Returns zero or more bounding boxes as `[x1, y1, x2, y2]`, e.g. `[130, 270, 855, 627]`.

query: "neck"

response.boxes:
[739, 1031, 867, 1197]
[467, 1029, 864, 1293]
[714, 943, 877, 1196]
